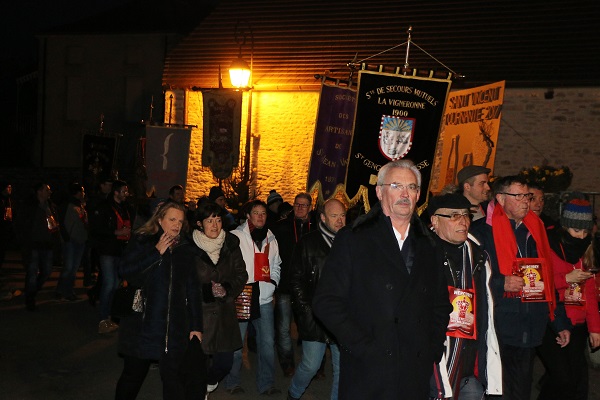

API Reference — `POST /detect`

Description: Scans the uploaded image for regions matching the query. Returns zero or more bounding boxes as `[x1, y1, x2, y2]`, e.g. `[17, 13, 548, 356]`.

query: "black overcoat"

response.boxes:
[117, 233, 203, 361]
[313, 203, 451, 399]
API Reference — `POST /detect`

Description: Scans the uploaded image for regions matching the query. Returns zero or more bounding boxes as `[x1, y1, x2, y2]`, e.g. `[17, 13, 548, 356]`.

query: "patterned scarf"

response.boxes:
[193, 229, 226, 264]
[318, 221, 336, 248]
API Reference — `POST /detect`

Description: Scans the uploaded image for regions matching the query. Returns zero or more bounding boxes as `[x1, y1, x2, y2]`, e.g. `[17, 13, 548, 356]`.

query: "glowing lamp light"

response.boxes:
[229, 57, 251, 88]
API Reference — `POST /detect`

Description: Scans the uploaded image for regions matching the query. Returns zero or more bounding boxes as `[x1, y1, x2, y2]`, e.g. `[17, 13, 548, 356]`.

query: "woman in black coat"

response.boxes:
[115, 202, 205, 400]
[191, 201, 248, 395]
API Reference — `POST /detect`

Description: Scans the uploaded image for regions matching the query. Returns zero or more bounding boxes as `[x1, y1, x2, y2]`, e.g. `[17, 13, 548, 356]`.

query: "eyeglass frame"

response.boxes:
[434, 212, 472, 222]
[293, 203, 310, 209]
[378, 183, 420, 192]
[499, 192, 534, 201]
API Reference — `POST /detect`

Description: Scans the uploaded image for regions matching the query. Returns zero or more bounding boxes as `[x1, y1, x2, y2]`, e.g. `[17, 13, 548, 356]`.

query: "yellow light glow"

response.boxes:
[229, 57, 251, 88]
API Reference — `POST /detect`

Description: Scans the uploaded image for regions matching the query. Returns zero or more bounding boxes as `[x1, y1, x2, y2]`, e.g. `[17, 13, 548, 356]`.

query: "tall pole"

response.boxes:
[404, 26, 412, 70]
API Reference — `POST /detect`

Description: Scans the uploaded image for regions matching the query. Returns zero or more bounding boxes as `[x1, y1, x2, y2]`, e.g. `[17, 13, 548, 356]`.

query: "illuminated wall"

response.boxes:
[179, 90, 319, 205]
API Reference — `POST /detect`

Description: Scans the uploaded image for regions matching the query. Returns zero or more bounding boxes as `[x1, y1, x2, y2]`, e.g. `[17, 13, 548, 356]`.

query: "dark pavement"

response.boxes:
[1, 250, 600, 399]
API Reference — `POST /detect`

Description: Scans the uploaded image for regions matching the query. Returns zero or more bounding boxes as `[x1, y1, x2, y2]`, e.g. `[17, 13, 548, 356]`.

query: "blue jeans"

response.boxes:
[275, 293, 295, 369]
[25, 247, 54, 296]
[225, 301, 276, 393]
[288, 342, 340, 400]
[99, 255, 120, 320]
[56, 241, 86, 297]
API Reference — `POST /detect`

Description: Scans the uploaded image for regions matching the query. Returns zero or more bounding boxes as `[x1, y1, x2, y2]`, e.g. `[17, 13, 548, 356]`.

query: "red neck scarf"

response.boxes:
[491, 203, 556, 318]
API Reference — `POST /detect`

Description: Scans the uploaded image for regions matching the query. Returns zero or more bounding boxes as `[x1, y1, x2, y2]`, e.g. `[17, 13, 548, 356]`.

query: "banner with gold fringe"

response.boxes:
[345, 70, 452, 211]
[307, 83, 356, 199]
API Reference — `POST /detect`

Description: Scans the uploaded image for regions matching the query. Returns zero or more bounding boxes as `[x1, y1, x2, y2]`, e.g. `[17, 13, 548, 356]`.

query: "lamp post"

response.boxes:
[229, 20, 254, 186]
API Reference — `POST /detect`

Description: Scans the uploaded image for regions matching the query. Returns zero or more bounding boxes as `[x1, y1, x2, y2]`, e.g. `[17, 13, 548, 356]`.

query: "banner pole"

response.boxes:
[404, 26, 412, 69]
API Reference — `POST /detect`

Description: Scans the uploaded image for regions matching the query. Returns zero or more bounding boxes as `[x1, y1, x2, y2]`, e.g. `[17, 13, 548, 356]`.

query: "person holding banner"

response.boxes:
[427, 193, 502, 399]
[470, 176, 571, 400]
[537, 198, 600, 400]
[223, 200, 282, 396]
[313, 159, 451, 399]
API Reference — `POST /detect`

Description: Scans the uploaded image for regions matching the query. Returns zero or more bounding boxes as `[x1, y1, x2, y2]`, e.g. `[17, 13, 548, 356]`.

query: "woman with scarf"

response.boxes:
[191, 201, 248, 397]
[115, 202, 205, 400]
[537, 198, 600, 400]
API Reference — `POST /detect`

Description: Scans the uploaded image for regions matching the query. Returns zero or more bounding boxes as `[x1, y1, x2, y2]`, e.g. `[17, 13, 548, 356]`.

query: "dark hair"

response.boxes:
[169, 185, 184, 196]
[244, 199, 268, 216]
[492, 175, 528, 196]
[33, 182, 49, 193]
[112, 180, 128, 195]
[193, 201, 226, 230]
[294, 192, 312, 205]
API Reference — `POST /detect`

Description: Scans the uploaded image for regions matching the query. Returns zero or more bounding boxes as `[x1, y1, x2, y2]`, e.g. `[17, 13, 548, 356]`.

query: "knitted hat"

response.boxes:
[561, 199, 594, 230]
[208, 186, 225, 201]
[267, 189, 283, 206]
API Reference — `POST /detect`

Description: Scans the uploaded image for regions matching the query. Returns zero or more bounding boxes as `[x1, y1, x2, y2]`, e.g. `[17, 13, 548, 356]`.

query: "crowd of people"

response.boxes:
[1, 160, 600, 400]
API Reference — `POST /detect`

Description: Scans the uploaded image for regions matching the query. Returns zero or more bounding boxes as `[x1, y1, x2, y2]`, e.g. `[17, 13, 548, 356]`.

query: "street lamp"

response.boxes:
[229, 57, 251, 88]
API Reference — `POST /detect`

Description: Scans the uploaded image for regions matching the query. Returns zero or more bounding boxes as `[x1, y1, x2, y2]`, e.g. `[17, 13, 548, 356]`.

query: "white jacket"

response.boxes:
[232, 221, 282, 305]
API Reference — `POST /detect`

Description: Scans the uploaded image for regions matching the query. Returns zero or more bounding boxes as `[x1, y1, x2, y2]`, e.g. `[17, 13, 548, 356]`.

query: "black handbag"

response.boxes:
[111, 284, 144, 318]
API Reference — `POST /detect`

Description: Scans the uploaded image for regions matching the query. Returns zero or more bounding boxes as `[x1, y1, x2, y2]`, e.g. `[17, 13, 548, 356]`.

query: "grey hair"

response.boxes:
[377, 159, 422, 188]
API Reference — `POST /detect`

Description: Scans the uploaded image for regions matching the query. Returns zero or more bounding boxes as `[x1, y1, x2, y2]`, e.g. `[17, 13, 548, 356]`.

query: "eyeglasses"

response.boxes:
[500, 192, 533, 201]
[379, 183, 420, 192]
[434, 212, 472, 221]
[294, 203, 310, 209]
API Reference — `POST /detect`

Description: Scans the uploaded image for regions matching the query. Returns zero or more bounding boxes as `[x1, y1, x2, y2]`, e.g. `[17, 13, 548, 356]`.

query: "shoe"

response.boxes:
[287, 392, 300, 400]
[98, 319, 118, 334]
[260, 387, 281, 395]
[283, 366, 295, 377]
[227, 386, 244, 395]
[207, 382, 218, 393]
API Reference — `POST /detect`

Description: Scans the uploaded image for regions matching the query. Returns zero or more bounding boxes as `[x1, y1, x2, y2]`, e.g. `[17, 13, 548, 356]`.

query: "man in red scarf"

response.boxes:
[471, 175, 571, 400]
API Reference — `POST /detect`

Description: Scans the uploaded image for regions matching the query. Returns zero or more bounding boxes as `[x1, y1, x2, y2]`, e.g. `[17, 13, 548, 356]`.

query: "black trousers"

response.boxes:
[206, 351, 234, 385]
[537, 324, 589, 400]
[115, 339, 207, 400]
[499, 342, 536, 400]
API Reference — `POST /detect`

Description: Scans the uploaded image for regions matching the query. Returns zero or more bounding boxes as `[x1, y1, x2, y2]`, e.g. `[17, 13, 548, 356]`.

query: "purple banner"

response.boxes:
[307, 84, 356, 198]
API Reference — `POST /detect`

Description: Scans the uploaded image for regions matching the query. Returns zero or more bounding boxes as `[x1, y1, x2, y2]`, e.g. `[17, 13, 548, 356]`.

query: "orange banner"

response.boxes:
[431, 81, 505, 194]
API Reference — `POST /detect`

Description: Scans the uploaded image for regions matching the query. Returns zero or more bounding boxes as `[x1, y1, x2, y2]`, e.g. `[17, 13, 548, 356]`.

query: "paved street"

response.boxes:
[1, 250, 600, 399]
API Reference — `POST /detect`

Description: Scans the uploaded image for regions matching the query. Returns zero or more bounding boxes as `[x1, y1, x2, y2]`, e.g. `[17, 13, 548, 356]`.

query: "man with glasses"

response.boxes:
[456, 165, 491, 221]
[471, 176, 571, 400]
[313, 159, 451, 399]
[272, 193, 315, 377]
[428, 193, 502, 399]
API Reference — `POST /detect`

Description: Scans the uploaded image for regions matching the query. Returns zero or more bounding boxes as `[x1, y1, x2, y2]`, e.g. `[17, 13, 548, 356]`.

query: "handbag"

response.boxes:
[111, 282, 144, 318]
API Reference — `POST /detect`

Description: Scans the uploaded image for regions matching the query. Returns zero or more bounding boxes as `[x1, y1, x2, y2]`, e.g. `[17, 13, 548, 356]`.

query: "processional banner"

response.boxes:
[307, 83, 356, 199]
[345, 70, 452, 211]
[82, 134, 116, 192]
[202, 90, 243, 179]
[145, 125, 192, 198]
[431, 81, 505, 193]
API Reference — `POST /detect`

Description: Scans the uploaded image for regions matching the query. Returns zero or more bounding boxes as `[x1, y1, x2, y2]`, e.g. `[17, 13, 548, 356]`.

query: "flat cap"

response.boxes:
[427, 193, 473, 215]
[456, 165, 490, 184]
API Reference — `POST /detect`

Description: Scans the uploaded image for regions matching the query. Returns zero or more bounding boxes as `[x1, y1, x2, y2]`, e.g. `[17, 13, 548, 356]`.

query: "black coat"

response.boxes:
[313, 203, 451, 399]
[117, 233, 203, 361]
[194, 232, 248, 354]
[290, 228, 335, 342]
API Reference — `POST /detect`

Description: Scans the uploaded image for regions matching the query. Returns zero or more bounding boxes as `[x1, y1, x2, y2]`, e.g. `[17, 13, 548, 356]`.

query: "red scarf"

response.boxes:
[491, 203, 556, 319]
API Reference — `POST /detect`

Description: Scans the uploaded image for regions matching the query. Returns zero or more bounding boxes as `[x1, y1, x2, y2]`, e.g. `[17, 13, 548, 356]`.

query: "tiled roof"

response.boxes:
[163, 0, 600, 90]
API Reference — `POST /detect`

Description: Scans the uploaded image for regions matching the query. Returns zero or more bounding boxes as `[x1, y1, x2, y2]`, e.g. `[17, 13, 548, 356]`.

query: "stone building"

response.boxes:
[31, 0, 600, 211]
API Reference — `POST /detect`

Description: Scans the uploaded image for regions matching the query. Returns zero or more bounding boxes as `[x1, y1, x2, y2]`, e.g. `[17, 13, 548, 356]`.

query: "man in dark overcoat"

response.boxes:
[313, 159, 451, 399]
